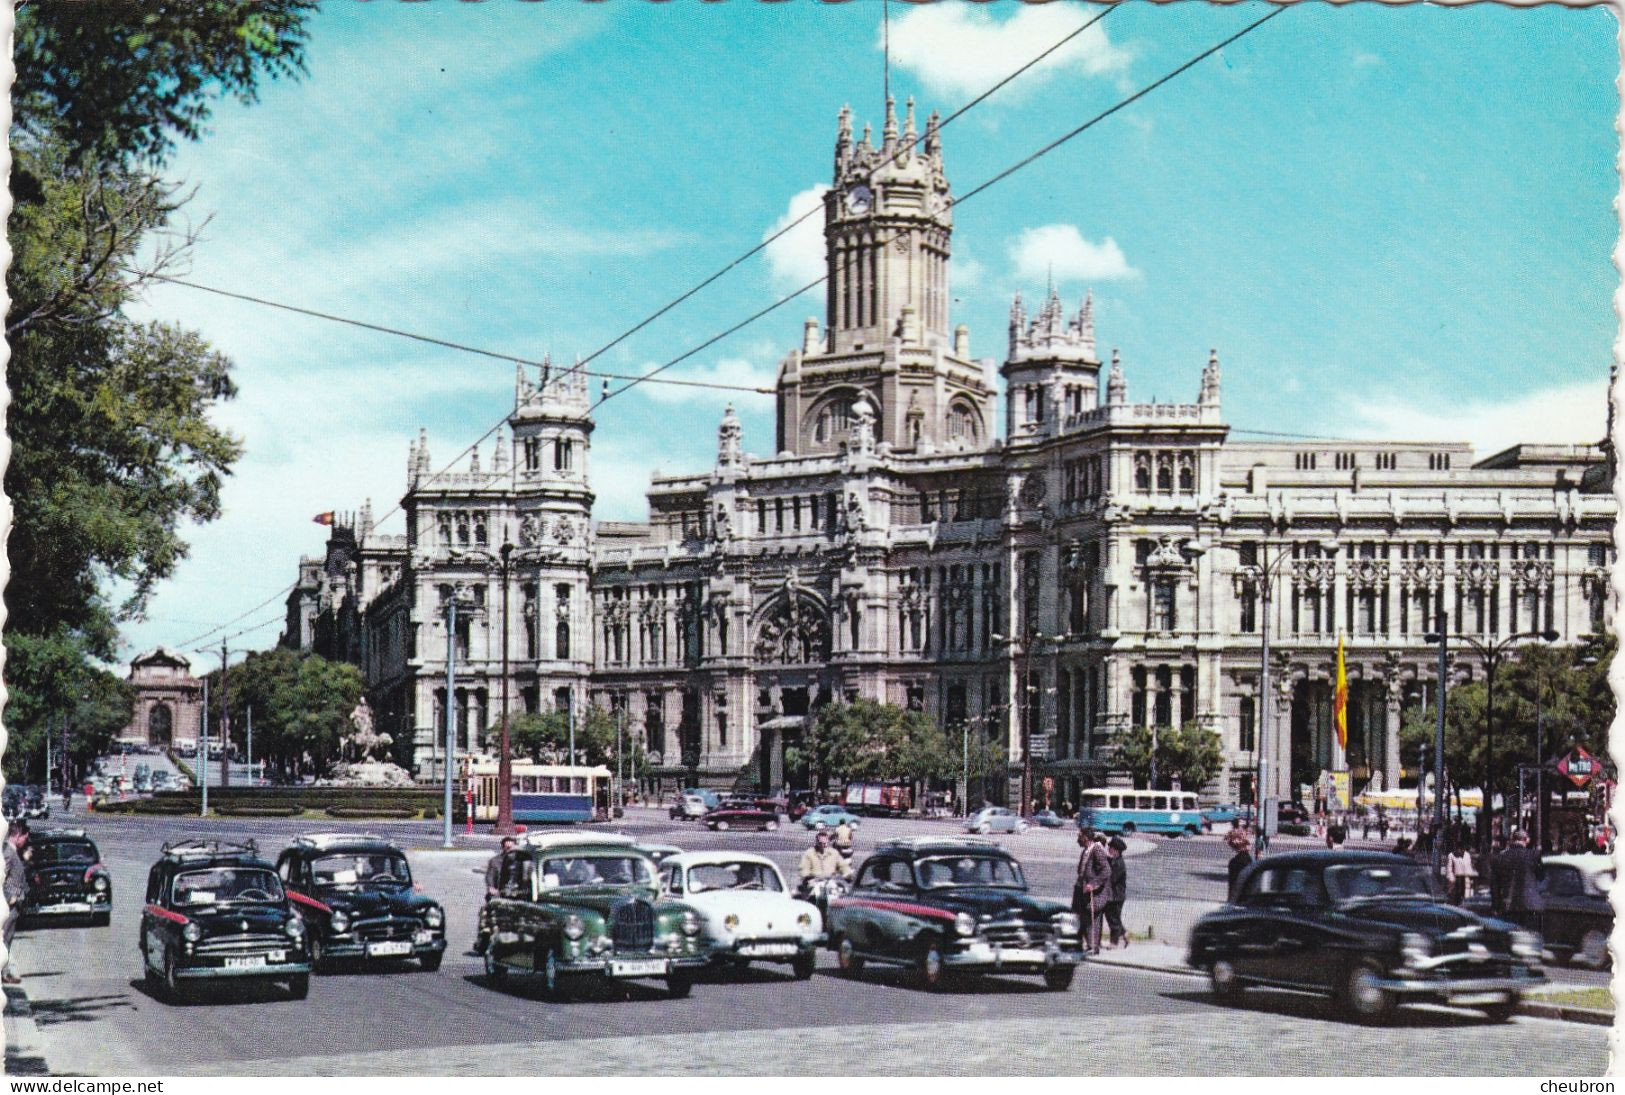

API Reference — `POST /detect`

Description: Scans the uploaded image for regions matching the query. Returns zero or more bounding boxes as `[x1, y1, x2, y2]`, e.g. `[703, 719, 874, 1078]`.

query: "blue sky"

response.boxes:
[121, 1, 1618, 667]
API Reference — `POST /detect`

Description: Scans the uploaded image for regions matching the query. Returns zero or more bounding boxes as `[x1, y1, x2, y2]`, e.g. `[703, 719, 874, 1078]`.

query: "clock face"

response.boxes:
[847, 185, 873, 215]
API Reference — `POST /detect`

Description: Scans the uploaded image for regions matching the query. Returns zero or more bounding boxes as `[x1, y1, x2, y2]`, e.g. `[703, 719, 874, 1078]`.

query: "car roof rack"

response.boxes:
[160, 838, 259, 859]
[292, 832, 388, 849]
[521, 831, 639, 851]
[39, 828, 88, 839]
[876, 836, 1001, 852]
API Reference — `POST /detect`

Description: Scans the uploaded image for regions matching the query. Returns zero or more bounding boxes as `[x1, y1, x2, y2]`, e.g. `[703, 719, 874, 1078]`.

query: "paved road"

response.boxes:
[6, 807, 1610, 1075]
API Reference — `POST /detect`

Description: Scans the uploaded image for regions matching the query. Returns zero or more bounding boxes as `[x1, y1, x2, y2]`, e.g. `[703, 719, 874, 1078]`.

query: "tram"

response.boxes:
[463, 759, 614, 824]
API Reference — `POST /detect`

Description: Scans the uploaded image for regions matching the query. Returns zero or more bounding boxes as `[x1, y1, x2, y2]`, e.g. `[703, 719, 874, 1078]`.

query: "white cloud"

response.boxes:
[888, 4, 1130, 101]
[1009, 223, 1137, 283]
[763, 184, 829, 290]
[1345, 380, 1608, 458]
[636, 356, 777, 406]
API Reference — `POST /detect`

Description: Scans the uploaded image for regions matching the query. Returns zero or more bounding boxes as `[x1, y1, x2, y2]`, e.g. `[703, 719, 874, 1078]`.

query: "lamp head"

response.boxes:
[1422, 633, 1443, 645]
[1540, 630, 1560, 643]
[1317, 539, 1340, 555]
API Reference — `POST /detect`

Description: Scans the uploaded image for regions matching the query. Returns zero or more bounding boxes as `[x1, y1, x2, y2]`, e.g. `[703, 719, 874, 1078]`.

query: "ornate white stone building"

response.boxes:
[284, 99, 1616, 805]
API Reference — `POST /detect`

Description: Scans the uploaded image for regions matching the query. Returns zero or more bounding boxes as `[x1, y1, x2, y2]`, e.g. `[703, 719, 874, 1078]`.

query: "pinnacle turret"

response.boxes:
[1107, 350, 1126, 405]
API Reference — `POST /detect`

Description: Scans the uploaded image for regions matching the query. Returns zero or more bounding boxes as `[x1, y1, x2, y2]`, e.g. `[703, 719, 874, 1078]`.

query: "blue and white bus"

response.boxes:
[1075, 788, 1207, 836]
[465, 761, 613, 825]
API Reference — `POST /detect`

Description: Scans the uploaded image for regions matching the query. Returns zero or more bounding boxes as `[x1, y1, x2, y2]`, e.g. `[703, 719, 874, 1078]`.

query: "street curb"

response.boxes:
[1086, 956, 1613, 1026]
[4, 981, 51, 1075]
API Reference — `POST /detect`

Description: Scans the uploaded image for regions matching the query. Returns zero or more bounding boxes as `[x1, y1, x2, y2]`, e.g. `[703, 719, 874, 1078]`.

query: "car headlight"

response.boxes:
[723, 914, 740, 931]
[1400, 932, 1432, 965]
[285, 916, 305, 938]
[1055, 912, 1080, 936]
[954, 912, 977, 937]
[563, 914, 585, 941]
[330, 910, 350, 933]
[681, 911, 700, 936]
[424, 905, 443, 929]
[92, 875, 109, 892]
[797, 911, 812, 928]
[182, 922, 202, 942]
[1510, 930, 1542, 960]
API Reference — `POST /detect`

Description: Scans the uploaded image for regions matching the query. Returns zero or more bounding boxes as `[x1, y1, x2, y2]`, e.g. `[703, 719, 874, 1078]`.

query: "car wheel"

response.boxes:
[791, 950, 816, 981]
[765, 820, 779, 832]
[1340, 959, 1396, 1024]
[1017, 822, 1029, 834]
[1043, 965, 1075, 992]
[1581, 929, 1611, 969]
[287, 973, 310, 1000]
[310, 934, 330, 974]
[484, 947, 506, 981]
[976, 823, 991, 835]
[1185, 824, 1200, 837]
[1209, 959, 1244, 1003]
[836, 936, 864, 975]
[418, 952, 443, 973]
[1121, 822, 1137, 834]
[812, 821, 826, 830]
[536, 949, 571, 1002]
[1480, 996, 1520, 1023]
[162, 948, 184, 1003]
[715, 820, 730, 831]
[666, 971, 693, 999]
[918, 941, 950, 991]
[91, 911, 110, 927]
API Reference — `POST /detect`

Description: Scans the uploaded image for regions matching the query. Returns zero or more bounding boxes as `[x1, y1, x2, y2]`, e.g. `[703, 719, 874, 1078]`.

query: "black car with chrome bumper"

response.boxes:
[825, 837, 1084, 991]
[23, 829, 111, 926]
[1188, 850, 1543, 1023]
[139, 839, 312, 1000]
[274, 834, 446, 971]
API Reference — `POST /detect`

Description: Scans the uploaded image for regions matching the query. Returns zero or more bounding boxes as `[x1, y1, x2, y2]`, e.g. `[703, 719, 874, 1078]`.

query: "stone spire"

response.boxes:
[1008, 291, 1027, 357]
[492, 426, 508, 473]
[1077, 290, 1096, 357]
[1107, 350, 1126, 405]
[1199, 348, 1222, 407]
[860, 121, 873, 153]
[835, 104, 853, 171]
[515, 364, 529, 407]
[923, 108, 942, 161]
[882, 94, 898, 154]
[903, 96, 917, 156]
[415, 427, 431, 478]
[717, 403, 744, 469]
[469, 445, 481, 476]
[359, 498, 374, 538]
[407, 435, 419, 486]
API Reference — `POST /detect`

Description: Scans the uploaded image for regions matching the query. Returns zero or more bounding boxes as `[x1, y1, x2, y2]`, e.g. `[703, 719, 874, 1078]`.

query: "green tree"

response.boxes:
[217, 648, 362, 779]
[505, 706, 622, 768]
[1115, 721, 1224, 792]
[3, 630, 133, 783]
[785, 700, 953, 789]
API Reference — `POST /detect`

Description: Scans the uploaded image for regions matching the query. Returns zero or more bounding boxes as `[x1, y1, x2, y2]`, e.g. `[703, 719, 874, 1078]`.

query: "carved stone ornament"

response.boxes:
[518, 513, 540, 547]
[1509, 558, 1554, 589]
[1456, 558, 1499, 592]
[1019, 474, 1048, 507]
[1145, 537, 1190, 569]
[1398, 558, 1443, 589]
[553, 516, 576, 544]
[1348, 559, 1390, 591]
[1293, 558, 1336, 589]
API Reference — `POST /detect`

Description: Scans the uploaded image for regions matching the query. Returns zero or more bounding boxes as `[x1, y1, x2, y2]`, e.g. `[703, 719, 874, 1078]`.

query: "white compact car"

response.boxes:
[658, 851, 823, 979]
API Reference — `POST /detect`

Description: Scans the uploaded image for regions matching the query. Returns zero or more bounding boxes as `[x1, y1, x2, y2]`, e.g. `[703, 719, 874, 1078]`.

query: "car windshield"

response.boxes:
[36, 841, 96, 866]
[174, 867, 284, 906]
[312, 853, 411, 888]
[539, 855, 653, 889]
[687, 861, 783, 893]
[1325, 863, 1436, 902]
[917, 855, 1026, 890]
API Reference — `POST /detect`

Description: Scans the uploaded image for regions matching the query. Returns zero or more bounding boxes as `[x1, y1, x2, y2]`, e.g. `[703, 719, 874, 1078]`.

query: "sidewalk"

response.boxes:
[4, 981, 50, 1075]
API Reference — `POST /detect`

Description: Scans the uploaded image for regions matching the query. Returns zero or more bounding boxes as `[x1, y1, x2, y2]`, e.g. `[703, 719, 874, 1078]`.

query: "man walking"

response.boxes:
[1490, 828, 1544, 931]
[1103, 836, 1129, 948]
[1074, 829, 1111, 955]
[474, 835, 518, 956]
[1225, 828, 1253, 902]
[4, 824, 29, 985]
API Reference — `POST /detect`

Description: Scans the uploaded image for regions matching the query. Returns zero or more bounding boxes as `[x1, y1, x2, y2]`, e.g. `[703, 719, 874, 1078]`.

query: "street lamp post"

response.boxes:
[993, 633, 1064, 817]
[1423, 622, 1558, 862]
[442, 586, 476, 848]
[495, 541, 516, 836]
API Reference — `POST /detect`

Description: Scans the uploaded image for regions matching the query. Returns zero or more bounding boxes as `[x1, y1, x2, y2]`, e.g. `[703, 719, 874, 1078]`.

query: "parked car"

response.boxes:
[23, 828, 111, 926]
[274, 833, 446, 972]
[1028, 810, 1066, 830]
[680, 787, 721, 811]
[1276, 801, 1312, 836]
[966, 806, 1029, 835]
[800, 804, 862, 831]
[481, 832, 712, 999]
[1203, 803, 1244, 826]
[658, 851, 821, 979]
[1187, 850, 1543, 1023]
[139, 839, 311, 1001]
[787, 790, 822, 822]
[826, 837, 1083, 990]
[669, 794, 709, 820]
[1539, 853, 1613, 968]
[705, 802, 781, 832]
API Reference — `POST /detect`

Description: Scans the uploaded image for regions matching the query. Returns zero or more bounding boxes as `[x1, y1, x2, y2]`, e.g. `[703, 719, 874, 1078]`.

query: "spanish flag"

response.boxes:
[1334, 633, 1348, 751]
[313, 511, 335, 526]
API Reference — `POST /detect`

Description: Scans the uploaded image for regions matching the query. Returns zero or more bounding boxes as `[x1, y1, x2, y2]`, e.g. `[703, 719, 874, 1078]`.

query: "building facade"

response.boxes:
[118, 648, 205, 749]
[285, 99, 1616, 804]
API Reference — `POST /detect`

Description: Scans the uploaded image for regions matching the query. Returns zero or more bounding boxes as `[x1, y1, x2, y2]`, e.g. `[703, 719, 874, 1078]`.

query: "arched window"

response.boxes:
[1134, 455, 1151, 492]
[813, 396, 856, 444]
[1156, 456, 1173, 493]
[148, 703, 174, 746]
[1177, 456, 1195, 493]
[556, 620, 571, 660]
[946, 402, 980, 444]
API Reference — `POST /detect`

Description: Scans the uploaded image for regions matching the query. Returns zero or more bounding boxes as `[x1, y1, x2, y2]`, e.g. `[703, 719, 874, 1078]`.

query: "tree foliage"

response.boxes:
[504, 706, 636, 771]
[2, 630, 133, 782]
[214, 648, 363, 779]
[1116, 721, 1225, 792]
[1399, 635, 1615, 797]
[785, 700, 955, 789]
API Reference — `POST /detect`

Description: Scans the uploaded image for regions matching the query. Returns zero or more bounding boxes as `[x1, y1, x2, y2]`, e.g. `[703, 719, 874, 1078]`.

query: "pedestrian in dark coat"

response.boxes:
[1225, 828, 1253, 902]
[1074, 829, 1112, 954]
[1104, 836, 1129, 948]
[3, 826, 29, 984]
[1490, 828, 1545, 930]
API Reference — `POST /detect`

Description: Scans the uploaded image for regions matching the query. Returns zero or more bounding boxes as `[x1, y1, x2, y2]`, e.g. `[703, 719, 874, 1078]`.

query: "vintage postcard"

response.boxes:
[2, 0, 1615, 1079]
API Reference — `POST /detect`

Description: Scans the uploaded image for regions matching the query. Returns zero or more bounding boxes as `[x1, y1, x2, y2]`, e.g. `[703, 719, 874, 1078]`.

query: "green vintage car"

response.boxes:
[482, 831, 711, 999]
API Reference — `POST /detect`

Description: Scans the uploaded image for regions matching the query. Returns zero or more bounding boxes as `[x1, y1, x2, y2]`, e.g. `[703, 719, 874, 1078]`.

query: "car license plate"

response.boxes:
[610, 958, 668, 977]
[224, 955, 266, 969]
[1450, 992, 1509, 1006]
[41, 903, 90, 914]
[739, 943, 797, 957]
[367, 940, 413, 957]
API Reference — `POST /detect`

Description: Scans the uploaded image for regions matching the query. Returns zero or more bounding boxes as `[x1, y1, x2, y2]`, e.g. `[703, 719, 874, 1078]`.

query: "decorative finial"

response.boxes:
[904, 96, 917, 143]
[1108, 350, 1126, 406]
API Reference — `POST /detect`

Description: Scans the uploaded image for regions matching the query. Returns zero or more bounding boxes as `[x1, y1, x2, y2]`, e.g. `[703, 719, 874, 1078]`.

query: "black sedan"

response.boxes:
[1188, 851, 1543, 1023]
[24, 828, 111, 926]
[274, 834, 446, 971]
[704, 803, 781, 832]
[1539, 853, 1613, 968]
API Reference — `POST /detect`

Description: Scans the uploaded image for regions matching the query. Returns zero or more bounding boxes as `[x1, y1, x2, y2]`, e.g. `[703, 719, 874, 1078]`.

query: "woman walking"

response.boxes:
[1444, 841, 1476, 905]
[1104, 836, 1129, 948]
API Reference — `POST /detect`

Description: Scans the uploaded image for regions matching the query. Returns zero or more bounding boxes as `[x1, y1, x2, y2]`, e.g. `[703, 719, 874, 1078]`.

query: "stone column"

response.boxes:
[1271, 672, 1294, 803]
[1384, 673, 1403, 793]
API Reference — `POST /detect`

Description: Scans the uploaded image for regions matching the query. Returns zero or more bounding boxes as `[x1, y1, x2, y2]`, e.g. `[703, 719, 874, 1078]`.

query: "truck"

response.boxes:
[842, 780, 912, 817]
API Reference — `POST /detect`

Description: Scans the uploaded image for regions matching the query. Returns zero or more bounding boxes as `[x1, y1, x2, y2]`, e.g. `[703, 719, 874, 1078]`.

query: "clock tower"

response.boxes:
[775, 99, 995, 457]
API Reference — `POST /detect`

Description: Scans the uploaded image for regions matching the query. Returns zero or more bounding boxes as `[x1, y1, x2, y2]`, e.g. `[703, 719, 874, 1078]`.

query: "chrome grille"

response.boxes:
[196, 933, 287, 954]
[611, 899, 654, 951]
[355, 916, 417, 942]
[981, 920, 1054, 947]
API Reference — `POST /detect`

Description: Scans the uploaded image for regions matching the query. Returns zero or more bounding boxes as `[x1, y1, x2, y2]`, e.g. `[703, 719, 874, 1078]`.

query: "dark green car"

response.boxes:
[482, 832, 712, 999]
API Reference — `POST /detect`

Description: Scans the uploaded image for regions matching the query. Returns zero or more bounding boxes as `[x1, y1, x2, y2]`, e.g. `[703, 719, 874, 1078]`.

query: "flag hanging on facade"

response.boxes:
[313, 511, 335, 526]
[1334, 633, 1348, 751]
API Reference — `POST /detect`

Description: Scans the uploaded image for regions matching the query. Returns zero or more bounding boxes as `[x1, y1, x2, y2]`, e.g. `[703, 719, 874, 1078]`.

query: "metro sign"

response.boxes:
[1557, 746, 1599, 789]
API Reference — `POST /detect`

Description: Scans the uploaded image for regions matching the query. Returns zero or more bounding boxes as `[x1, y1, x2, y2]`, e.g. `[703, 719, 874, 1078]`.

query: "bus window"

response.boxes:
[1183, 794, 1198, 811]
[1106, 794, 1120, 809]
[1152, 795, 1168, 811]
[1081, 793, 1107, 809]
